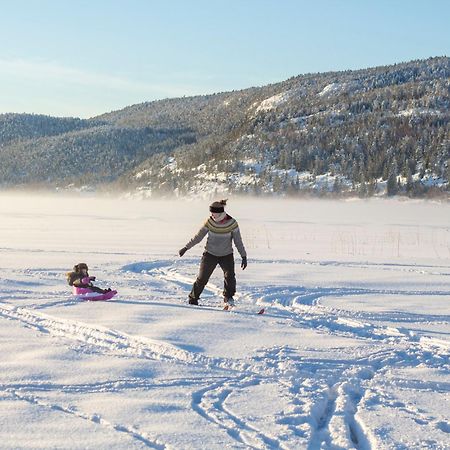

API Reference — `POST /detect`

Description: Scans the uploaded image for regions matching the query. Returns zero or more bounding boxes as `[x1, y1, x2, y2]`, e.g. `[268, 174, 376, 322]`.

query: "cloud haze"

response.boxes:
[0, 58, 203, 117]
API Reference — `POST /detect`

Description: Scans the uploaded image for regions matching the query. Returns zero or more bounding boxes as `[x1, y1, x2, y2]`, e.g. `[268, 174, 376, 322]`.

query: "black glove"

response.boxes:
[241, 256, 247, 270]
[179, 247, 188, 257]
[89, 276, 96, 281]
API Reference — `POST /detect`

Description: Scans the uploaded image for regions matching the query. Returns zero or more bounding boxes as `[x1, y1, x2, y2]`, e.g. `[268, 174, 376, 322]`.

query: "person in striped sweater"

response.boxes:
[178, 199, 247, 306]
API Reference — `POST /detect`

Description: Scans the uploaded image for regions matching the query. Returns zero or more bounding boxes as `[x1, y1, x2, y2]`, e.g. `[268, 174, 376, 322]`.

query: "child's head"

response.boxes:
[74, 262, 88, 274]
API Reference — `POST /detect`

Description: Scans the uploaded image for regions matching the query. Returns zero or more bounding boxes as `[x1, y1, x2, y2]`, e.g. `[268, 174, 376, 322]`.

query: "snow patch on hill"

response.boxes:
[255, 92, 290, 112]
[397, 108, 444, 117]
[318, 80, 363, 97]
[253, 87, 306, 113]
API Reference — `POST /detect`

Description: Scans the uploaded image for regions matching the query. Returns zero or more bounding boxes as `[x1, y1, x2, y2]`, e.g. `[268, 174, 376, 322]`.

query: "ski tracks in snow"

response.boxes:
[192, 375, 286, 449]
[134, 259, 449, 355]
[0, 302, 254, 373]
[1, 389, 166, 450]
[0, 301, 307, 449]
[1, 258, 449, 449]
[127, 259, 449, 448]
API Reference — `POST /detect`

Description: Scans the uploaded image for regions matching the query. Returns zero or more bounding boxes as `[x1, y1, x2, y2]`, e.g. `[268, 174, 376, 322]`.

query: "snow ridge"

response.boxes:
[0, 302, 253, 374]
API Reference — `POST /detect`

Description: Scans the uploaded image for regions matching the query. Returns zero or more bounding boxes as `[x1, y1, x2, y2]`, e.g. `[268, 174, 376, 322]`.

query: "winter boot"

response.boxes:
[224, 297, 235, 307]
[189, 298, 199, 306]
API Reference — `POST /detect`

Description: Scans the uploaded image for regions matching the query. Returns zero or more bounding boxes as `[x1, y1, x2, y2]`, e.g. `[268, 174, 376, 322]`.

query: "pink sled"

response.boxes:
[73, 287, 117, 301]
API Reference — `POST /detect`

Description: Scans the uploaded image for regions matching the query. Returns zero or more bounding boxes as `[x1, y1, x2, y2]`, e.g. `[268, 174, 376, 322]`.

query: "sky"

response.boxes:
[0, 0, 449, 118]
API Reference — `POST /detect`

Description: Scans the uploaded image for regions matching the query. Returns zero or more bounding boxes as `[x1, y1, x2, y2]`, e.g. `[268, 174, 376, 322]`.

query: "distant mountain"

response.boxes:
[0, 113, 98, 145]
[0, 114, 195, 186]
[0, 57, 448, 197]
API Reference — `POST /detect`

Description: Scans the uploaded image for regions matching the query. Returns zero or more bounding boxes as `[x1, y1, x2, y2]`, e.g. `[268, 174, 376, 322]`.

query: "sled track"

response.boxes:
[2, 388, 166, 449]
[136, 263, 450, 356]
[1, 260, 448, 448]
[144, 263, 449, 447]
[0, 302, 256, 375]
[192, 375, 285, 449]
[0, 300, 381, 449]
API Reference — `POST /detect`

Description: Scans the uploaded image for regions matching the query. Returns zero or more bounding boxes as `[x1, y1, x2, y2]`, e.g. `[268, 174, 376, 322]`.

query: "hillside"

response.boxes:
[0, 57, 448, 197]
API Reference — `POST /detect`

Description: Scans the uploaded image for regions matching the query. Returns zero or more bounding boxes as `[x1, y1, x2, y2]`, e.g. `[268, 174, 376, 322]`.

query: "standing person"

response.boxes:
[178, 199, 247, 306]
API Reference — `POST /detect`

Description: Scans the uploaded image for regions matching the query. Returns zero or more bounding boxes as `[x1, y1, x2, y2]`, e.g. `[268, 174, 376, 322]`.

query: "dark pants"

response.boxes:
[189, 252, 236, 301]
[90, 285, 109, 294]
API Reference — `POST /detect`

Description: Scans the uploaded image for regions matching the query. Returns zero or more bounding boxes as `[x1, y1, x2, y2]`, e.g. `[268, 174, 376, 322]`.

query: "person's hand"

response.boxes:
[89, 276, 96, 281]
[241, 256, 247, 270]
[179, 247, 188, 257]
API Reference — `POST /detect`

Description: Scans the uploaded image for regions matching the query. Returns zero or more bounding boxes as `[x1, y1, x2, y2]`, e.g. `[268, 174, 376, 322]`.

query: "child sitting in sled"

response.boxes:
[67, 263, 115, 296]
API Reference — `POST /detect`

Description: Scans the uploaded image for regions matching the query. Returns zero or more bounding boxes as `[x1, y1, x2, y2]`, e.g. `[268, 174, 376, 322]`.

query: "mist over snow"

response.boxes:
[0, 193, 449, 449]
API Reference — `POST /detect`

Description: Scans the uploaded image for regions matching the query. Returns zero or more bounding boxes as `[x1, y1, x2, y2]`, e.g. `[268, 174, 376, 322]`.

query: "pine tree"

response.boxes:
[387, 170, 398, 196]
[405, 166, 414, 194]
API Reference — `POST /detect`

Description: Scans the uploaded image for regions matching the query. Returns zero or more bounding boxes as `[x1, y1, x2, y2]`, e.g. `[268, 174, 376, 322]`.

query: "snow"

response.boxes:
[397, 108, 443, 117]
[253, 87, 305, 113]
[0, 193, 449, 449]
[318, 81, 362, 97]
[418, 172, 448, 188]
[255, 92, 290, 112]
[135, 169, 151, 180]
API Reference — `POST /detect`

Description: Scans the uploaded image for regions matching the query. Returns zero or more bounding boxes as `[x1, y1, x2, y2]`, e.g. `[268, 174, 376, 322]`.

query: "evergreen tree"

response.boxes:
[387, 170, 399, 196]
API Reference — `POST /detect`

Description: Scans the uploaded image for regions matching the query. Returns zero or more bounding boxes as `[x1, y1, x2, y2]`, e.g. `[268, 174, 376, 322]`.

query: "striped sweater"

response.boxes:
[185, 215, 247, 257]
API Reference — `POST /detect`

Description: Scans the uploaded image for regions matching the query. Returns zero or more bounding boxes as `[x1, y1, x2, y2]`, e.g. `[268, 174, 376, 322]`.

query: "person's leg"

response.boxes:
[189, 252, 218, 304]
[90, 285, 108, 294]
[218, 253, 236, 300]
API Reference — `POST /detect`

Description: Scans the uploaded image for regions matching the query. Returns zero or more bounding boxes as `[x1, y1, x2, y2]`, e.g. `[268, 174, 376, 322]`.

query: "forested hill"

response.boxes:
[0, 57, 448, 197]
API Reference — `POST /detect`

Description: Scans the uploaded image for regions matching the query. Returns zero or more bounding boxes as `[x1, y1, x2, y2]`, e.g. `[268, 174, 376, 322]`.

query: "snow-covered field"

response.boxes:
[0, 193, 449, 449]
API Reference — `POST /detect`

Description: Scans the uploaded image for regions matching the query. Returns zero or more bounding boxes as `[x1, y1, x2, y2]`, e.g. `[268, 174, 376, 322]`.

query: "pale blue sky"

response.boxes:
[1, 0, 448, 118]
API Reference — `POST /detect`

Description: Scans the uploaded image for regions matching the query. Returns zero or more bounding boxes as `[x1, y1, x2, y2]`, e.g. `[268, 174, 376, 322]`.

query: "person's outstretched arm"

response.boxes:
[179, 224, 208, 256]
